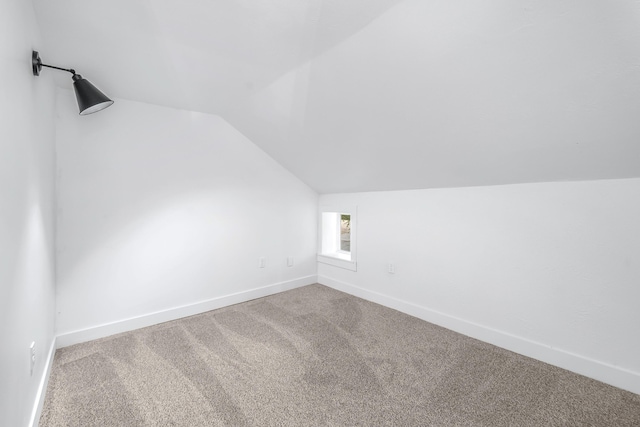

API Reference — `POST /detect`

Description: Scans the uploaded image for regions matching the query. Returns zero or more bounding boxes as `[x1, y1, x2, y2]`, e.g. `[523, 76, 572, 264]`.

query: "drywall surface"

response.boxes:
[0, 1, 57, 425]
[318, 178, 640, 393]
[226, 0, 640, 193]
[55, 93, 318, 336]
[34, 0, 403, 115]
[34, 0, 640, 194]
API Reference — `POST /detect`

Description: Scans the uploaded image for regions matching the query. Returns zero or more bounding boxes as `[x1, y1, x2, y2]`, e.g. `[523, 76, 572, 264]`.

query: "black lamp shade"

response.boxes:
[72, 74, 114, 115]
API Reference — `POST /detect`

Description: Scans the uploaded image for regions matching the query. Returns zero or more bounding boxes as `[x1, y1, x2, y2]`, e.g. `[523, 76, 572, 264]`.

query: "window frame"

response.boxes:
[317, 205, 357, 271]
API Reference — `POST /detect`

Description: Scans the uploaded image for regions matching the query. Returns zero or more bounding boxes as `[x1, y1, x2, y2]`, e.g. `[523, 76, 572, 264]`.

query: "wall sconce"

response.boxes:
[32, 50, 114, 115]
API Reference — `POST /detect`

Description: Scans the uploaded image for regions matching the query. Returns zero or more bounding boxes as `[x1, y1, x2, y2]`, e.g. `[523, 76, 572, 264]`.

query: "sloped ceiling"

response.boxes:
[35, 0, 640, 193]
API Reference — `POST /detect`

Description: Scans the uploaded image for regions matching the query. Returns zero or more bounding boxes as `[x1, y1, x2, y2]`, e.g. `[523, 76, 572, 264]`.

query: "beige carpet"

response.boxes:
[40, 284, 640, 426]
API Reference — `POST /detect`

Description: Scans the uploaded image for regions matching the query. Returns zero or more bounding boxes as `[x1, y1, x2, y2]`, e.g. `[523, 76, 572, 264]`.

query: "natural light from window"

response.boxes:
[340, 214, 351, 253]
[318, 207, 357, 271]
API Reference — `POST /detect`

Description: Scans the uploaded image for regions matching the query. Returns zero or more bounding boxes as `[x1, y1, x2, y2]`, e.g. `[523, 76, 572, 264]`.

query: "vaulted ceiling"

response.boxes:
[35, 0, 640, 193]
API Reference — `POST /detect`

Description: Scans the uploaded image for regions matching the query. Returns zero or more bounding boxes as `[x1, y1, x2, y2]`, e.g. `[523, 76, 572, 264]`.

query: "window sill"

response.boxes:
[317, 254, 357, 271]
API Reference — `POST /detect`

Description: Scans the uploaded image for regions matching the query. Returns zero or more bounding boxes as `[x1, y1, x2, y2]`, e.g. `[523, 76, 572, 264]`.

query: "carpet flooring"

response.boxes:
[40, 284, 640, 426]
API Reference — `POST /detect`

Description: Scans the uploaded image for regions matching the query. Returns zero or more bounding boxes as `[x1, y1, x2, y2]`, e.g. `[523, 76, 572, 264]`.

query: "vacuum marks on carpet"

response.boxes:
[40, 284, 640, 426]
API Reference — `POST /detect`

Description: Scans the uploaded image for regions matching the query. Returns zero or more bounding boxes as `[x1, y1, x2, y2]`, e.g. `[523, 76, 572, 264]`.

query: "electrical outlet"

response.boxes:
[287, 256, 294, 267]
[30, 342, 36, 376]
[258, 257, 266, 268]
[388, 263, 395, 274]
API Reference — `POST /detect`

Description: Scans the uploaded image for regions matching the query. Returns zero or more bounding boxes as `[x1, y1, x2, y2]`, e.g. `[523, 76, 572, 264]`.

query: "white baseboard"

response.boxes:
[29, 337, 56, 427]
[57, 275, 317, 348]
[318, 275, 640, 396]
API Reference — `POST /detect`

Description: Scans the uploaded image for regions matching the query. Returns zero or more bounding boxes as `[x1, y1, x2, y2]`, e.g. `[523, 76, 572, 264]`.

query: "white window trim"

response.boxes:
[317, 205, 357, 272]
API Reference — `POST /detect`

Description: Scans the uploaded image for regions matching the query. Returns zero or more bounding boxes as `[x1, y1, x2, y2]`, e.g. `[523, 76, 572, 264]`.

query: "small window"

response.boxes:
[318, 206, 357, 271]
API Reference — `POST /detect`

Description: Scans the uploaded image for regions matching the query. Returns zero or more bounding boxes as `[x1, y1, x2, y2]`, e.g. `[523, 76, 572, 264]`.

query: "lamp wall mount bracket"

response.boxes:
[32, 51, 76, 76]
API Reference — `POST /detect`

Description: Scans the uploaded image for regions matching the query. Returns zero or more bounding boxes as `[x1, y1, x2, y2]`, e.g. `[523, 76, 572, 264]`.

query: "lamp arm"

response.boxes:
[40, 63, 76, 75]
[32, 51, 77, 76]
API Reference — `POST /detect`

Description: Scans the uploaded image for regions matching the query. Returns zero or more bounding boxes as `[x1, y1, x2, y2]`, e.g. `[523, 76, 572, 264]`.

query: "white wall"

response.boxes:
[55, 93, 318, 342]
[318, 178, 640, 394]
[0, 1, 57, 426]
